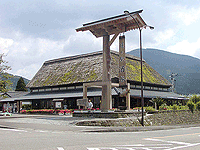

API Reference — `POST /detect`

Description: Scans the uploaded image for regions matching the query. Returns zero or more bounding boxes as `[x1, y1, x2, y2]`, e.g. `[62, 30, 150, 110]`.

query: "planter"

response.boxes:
[58, 113, 64, 115]
[107, 110, 115, 113]
[65, 113, 71, 116]
[73, 110, 81, 113]
[93, 110, 101, 113]
[82, 110, 89, 113]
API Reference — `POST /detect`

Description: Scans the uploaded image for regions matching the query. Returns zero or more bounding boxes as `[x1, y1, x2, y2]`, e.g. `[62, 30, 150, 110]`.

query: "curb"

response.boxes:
[83, 124, 200, 132]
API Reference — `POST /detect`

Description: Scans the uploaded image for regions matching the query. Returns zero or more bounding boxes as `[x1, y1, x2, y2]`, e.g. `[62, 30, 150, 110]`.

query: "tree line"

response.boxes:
[0, 54, 27, 95]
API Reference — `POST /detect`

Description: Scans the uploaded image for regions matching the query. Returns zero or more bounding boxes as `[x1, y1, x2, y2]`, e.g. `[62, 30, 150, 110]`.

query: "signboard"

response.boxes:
[55, 102, 62, 108]
[77, 98, 88, 107]
[119, 35, 127, 87]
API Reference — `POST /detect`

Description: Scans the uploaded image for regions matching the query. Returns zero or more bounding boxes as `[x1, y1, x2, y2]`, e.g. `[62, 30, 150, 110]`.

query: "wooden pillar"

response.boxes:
[83, 84, 87, 99]
[126, 83, 130, 110]
[119, 35, 127, 87]
[119, 35, 130, 110]
[17, 101, 21, 113]
[83, 83, 87, 109]
[101, 32, 112, 110]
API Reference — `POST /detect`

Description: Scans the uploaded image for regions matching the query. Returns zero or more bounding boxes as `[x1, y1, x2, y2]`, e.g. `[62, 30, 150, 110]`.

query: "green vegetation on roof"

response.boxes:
[27, 51, 170, 88]
[62, 71, 72, 83]
[87, 69, 98, 82]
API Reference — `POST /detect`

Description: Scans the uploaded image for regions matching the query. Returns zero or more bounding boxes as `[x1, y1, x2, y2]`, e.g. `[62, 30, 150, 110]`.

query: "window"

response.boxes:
[45, 88, 52, 91]
[163, 88, 168, 91]
[60, 87, 67, 90]
[52, 87, 59, 91]
[136, 85, 141, 89]
[39, 89, 45, 92]
[145, 86, 151, 90]
[32, 89, 38, 92]
[130, 85, 136, 89]
[152, 87, 158, 90]
[76, 86, 83, 89]
[67, 86, 75, 90]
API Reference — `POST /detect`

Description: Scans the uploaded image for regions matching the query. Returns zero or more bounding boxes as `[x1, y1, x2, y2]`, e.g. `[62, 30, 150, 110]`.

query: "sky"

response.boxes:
[1, 0, 200, 80]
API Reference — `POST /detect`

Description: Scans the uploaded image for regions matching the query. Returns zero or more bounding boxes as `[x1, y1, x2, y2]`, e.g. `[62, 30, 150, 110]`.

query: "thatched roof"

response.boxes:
[27, 51, 171, 88]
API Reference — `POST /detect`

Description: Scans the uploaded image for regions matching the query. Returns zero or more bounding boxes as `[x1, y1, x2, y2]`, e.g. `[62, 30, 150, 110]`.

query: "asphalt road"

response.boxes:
[0, 115, 200, 150]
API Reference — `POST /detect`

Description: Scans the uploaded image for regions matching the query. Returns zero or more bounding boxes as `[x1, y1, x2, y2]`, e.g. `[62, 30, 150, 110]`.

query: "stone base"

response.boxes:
[72, 111, 143, 118]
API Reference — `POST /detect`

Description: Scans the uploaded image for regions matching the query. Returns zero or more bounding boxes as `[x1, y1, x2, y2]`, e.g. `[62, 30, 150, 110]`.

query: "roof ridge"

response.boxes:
[111, 50, 144, 61]
[44, 51, 103, 65]
[44, 50, 143, 65]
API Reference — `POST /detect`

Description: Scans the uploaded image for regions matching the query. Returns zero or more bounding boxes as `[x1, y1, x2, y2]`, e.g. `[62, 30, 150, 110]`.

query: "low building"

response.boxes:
[13, 50, 186, 111]
[0, 91, 29, 112]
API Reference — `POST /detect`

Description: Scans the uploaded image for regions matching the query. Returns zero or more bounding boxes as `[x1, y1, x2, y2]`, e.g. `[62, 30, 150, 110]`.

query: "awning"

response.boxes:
[12, 88, 187, 101]
[0, 98, 15, 103]
[129, 89, 188, 100]
[14, 89, 117, 101]
[52, 99, 64, 102]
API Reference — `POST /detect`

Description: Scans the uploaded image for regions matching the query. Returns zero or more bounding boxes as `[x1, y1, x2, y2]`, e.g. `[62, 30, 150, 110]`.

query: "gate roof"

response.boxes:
[76, 10, 147, 37]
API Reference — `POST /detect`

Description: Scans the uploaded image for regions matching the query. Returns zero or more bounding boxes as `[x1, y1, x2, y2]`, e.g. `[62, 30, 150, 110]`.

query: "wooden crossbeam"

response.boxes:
[109, 32, 120, 46]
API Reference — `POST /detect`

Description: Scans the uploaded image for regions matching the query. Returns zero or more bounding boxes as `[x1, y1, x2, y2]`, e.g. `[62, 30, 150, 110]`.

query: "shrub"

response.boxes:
[179, 105, 189, 110]
[145, 106, 156, 112]
[190, 95, 200, 103]
[22, 104, 32, 110]
[196, 101, 200, 111]
[159, 103, 168, 111]
[187, 100, 195, 113]
[152, 97, 166, 109]
[166, 105, 172, 110]
[172, 104, 179, 110]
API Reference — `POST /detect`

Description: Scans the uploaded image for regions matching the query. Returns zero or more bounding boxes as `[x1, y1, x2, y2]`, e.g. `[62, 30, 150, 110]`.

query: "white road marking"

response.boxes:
[145, 138, 200, 150]
[117, 144, 144, 146]
[145, 138, 190, 145]
[87, 148, 118, 150]
[0, 128, 28, 132]
[57, 147, 64, 150]
[118, 144, 172, 146]
[35, 130, 48, 133]
[87, 146, 171, 150]
[165, 143, 200, 150]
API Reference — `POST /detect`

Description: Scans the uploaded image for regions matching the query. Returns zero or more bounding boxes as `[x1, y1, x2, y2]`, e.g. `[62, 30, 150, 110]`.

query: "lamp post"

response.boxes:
[124, 10, 154, 126]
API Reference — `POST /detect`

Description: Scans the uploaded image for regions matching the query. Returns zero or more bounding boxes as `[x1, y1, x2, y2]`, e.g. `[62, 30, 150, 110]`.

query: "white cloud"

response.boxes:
[63, 31, 102, 55]
[0, 37, 14, 54]
[37, 38, 65, 56]
[6, 31, 103, 80]
[154, 29, 175, 45]
[14, 64, 40, 80]
[167, 38, 200, 58]
[4, 33, 69, 79]
[172, 6, 200, 26]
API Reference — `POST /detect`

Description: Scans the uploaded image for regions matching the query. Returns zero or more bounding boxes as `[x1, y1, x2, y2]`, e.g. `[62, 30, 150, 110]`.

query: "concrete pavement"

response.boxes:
[0, 113, 200, 133]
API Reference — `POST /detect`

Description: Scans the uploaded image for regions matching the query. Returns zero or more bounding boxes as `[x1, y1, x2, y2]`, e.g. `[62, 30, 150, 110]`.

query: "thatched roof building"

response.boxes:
[27, 50, 171, 89]
[11, 50, 187, 110]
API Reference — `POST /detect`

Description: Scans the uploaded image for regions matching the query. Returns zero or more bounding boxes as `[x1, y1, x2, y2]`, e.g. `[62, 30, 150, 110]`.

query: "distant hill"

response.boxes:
[0, 74, 30, 91]
[9, 75, 30, 91]
[128, 48, 200, 95]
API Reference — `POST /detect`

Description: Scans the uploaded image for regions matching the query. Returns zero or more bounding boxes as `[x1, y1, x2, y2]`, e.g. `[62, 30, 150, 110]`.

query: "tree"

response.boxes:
[187, 100, 195, 113]
[15, 77, 28, 91]
[189, 95, 200, 104]
[0, 54, 12, 93]
[152, 97, 166, 110]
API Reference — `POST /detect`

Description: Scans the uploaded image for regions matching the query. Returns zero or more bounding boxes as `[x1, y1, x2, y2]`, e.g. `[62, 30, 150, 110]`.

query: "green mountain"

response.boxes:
[128, 48, 200, 95]
[9, 75, 30, 91]
[0, 74, 30, 91]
